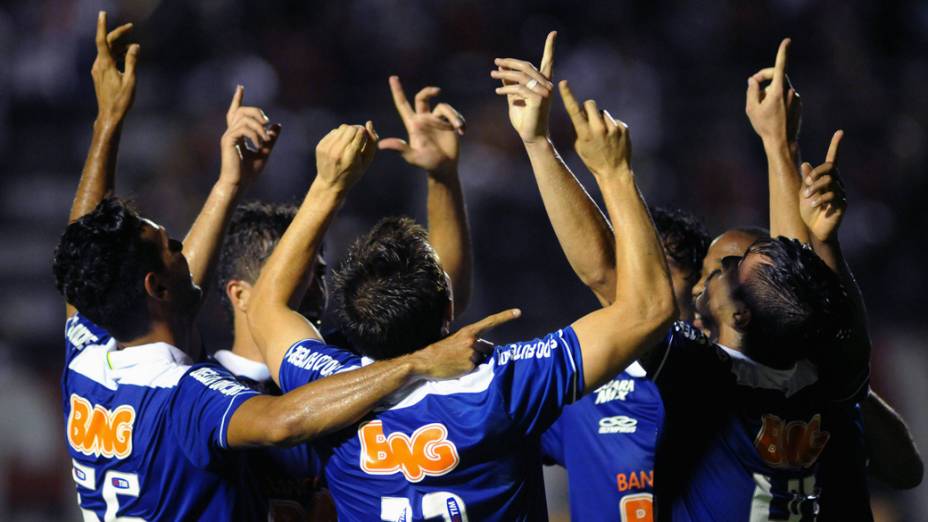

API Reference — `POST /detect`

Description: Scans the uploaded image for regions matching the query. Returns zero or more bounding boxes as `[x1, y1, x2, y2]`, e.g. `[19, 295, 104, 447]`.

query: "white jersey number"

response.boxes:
[381, 492, 469, 521]
[72, 460, 145, 522]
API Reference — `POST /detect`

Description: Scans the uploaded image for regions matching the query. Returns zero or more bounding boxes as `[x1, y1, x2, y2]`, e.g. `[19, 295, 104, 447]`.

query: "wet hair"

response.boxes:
[216, 201, 298, 319]
[332, 216, 450, 360]
[650, 206, 711, 276]
[738, 237, 851, 365]
[52, 198, 163, 340]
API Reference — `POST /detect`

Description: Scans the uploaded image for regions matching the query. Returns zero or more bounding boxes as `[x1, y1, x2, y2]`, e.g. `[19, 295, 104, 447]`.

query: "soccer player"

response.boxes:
[490, 34, 711, 520]
[246, 74, 677, 519]
[744, 40, 923, 518]
[211, 83, 473, 518]
[56, 13, 493, 520]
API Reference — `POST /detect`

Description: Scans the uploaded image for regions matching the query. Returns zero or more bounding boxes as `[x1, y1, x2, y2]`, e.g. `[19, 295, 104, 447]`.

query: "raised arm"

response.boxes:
[248, 123, 377, 381]
[861, 390, 924, 489]
[181, 86, 280, 292]
[228, 309, 518, 447]
[746, 38, 810, 243]
[493, 32, 616, 305]
[557, 82, 677, 393]
[379, 76, 473, 315]
[798, 131, 871, 398]
[67, 11, 138, 317]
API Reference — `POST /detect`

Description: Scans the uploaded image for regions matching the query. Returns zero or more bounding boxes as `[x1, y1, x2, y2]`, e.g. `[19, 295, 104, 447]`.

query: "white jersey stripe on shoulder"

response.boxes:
[376, 359, 498, 412]
[558, 329, 580, 402]
[68, 341, 118, 390]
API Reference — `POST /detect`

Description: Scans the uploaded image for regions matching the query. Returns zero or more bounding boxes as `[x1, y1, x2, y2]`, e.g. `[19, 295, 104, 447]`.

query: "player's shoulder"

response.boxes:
[178, 361, 254, 397]
[493, 326, 580, 367]
[283, 338, 363, 376]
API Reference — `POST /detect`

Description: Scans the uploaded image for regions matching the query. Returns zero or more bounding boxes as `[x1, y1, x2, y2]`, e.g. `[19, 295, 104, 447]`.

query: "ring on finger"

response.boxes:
[526, 79, 539, 90]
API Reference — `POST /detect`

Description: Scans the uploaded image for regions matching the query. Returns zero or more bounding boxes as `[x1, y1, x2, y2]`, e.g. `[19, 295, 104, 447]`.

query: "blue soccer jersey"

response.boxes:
[541, 361, 663, 522]
[648, 322, 869, 522]
[278, 327, 585, 521]
[62, 313, 265, 520]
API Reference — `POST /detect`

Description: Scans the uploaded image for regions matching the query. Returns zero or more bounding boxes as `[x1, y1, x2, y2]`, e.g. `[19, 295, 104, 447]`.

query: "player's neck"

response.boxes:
[229, 312, 264, 363]
[117, 319, 183, 351]
[716, 325, 744, 353]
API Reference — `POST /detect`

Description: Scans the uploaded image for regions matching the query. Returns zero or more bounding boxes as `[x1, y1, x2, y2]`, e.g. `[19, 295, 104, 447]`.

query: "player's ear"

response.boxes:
[226, 279, 252, 312]
[731, 302, 751, 331]
[143, 272, 168, 301]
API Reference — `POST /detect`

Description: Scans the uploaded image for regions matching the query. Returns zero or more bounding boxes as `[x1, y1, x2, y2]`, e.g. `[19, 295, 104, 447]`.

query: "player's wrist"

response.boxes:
[523, 136, 554, 152]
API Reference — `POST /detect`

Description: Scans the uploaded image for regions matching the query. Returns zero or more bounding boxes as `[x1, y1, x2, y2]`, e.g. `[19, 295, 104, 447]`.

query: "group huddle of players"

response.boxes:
[55, 11, 922, 521]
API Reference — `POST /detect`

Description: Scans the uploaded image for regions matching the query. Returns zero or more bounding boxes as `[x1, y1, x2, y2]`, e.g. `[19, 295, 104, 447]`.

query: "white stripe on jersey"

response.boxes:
[558, 329, 580, 402]
[69, 341, 192, 390]
[367, 359, 498, 413]
[717, 345, 818, 398]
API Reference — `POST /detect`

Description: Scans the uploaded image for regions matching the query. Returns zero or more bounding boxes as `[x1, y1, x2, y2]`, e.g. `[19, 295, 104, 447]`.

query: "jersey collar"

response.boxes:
[716, 344, 818, 397]
[106, 342, 192, 371]
[212, 349, 271, 382]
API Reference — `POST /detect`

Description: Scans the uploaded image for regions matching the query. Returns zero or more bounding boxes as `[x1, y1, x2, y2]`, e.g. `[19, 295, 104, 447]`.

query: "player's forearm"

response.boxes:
[182, 180, 244, 290]
[70, 119, 123, 224]
[763, 137, 810, 243]
[862, 390, 924, 489]
[525, 139, 616, 306]
[600, 169, 674, 321]
[231, 354, 424, 447]
[426, 166, 473, 315]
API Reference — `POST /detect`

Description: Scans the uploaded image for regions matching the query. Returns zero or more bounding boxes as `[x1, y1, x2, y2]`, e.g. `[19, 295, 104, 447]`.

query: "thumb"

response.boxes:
[378, 137, 410, 153]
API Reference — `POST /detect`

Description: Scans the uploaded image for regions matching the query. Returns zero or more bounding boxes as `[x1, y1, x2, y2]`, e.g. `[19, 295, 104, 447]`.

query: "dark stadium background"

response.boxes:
[0, 0, 925, 519]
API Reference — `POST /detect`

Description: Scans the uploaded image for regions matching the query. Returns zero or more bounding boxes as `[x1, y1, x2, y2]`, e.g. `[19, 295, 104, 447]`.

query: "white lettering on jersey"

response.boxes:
[497, 338, 556, 365]
[67, 320, 99, 351]
[593, 379, 636, 404]
[285, 345, 345, 377]
[188, 368, 250, 396]
[598, 415, 638, 434]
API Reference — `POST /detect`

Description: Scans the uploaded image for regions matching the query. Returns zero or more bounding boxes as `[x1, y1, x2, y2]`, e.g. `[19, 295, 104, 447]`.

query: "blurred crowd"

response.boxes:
[0, 0, 926, 519]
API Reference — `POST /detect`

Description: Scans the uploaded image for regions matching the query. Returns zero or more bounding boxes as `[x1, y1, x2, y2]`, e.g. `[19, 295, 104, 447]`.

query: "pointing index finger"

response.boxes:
[539, 31, 557, 79]
[465, 308, 522, 336]
[96, 11, 111, 59]
[559, 80, 587, 132]
[772, 38, 791, 90]
[389, 76, 415, 123]
[825, 130, 843, 165]
[227, 85, 244, 117]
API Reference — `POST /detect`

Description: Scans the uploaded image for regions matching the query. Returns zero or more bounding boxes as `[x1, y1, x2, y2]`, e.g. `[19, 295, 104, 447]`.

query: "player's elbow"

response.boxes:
[581, 270, 616, 306]
[262, 406, 315, 447]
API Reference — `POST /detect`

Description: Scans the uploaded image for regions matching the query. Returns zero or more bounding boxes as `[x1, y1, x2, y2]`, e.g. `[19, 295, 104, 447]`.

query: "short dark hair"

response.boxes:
[739, 237, 851, 366]
[332, 216, 450, 360]
[650, 206, 710, 276]
[53, 198, 163, 340]
[216, 202, 298, 318]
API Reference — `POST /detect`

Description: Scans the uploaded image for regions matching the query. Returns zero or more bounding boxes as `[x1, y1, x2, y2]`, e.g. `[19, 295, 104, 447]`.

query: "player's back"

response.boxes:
[541, 362, 663, 521]
[278, 327, 587, 521]
[650, 322, 868, 521]
[63, 313, 264, 521]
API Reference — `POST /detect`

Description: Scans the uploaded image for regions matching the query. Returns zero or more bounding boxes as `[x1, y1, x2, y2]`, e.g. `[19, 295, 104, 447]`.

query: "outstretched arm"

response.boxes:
[493, 32, 616, 306]
[380, 76, 473, 315]
[862, 390, 924, 489]
[67, 11, 138, 317]
[557, 81, 677, 393]
[182, 86, 280, 292]
[746, 38, 810, 243]
[228, 309, 518, 447]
